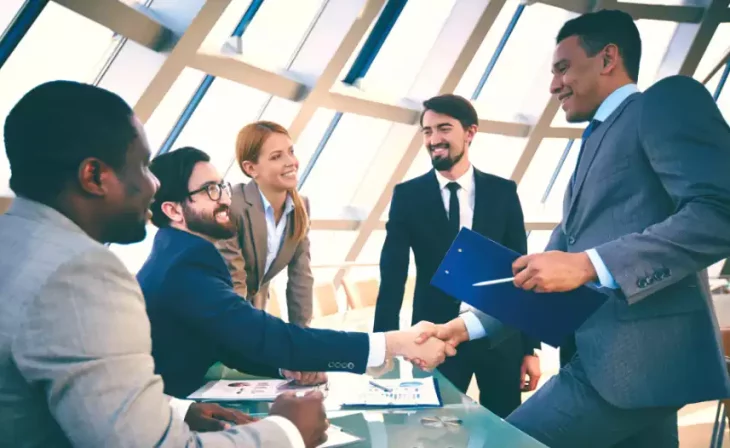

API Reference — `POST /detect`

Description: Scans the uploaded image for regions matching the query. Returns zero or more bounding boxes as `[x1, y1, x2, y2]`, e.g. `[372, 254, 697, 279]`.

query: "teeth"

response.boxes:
[282, 172, 295, 178]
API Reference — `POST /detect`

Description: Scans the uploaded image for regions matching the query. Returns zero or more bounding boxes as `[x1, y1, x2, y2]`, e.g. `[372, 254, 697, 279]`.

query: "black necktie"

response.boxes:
[570, 119, 602, 188]
[446, 182, 461, 235]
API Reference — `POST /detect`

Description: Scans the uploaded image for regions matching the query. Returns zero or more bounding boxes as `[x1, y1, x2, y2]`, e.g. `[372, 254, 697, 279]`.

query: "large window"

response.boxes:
[0, 2, 118, 196]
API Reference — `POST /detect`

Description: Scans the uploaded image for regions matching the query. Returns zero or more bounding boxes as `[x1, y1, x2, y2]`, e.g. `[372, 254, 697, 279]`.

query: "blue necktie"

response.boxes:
[570, 119, 602, 188]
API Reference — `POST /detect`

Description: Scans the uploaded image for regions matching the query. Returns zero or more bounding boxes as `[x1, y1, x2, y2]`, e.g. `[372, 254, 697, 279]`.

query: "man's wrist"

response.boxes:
[448, 318, 469, 345]
[577, 252, 598, 284]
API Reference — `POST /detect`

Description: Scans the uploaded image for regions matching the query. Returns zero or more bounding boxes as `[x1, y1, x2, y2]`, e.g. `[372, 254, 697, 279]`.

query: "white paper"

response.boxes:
[187, 379, 324, 402]
[340, 377, 441, 407]
[318, 425, 362, 448]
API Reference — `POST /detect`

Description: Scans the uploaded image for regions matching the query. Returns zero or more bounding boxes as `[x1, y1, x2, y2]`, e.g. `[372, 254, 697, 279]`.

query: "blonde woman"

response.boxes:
[217, 121, 313, 326]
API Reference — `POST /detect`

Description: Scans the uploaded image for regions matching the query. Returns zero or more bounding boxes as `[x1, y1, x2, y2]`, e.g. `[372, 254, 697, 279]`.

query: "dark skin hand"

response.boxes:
[270, 391, 329, 448]
[185, 402, 259, 431]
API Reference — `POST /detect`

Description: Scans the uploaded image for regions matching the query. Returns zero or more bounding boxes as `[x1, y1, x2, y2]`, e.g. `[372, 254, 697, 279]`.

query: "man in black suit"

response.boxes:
[373, 94, 542, 417]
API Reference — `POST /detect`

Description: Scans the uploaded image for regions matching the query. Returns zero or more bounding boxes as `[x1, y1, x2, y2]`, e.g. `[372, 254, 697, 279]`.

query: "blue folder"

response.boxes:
[430, 228, 607, 348]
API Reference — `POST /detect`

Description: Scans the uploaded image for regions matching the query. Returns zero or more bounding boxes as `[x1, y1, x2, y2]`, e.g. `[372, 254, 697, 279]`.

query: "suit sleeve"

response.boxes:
[373, 184, 411, 332]
[596, 75, 730, 304]
[286, 197, 314, 326]
[167, 244, 370, 374]
[214, 213, 249, 300]
[12, 248, 292, 447]
[217, 348, 282, 379]
[503, 182, 541, 353]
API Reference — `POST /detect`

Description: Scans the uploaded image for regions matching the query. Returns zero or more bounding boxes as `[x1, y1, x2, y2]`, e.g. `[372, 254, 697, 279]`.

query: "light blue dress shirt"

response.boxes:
[584, 83, 639, 289]
[259, 190, 295, 276]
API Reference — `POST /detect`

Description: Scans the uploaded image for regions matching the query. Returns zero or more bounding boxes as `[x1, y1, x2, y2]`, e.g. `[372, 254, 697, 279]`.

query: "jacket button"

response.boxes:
[568, 236, 576, 245]
[637, 278, 647, 288]
[347, 362, 354, 369]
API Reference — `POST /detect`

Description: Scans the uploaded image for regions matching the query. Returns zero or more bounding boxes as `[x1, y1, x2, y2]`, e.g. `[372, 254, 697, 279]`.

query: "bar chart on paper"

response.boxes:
[340, 377, 443, 408]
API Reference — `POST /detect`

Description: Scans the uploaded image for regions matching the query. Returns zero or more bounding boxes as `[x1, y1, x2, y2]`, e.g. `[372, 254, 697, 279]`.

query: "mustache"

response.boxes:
[215, 205, 229, 214]
[429, 143, 450, 152]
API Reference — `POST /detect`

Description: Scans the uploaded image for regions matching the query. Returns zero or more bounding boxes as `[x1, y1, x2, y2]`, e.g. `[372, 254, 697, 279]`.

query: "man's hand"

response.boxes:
[281, 370, 328, 386]
[520, 354, 541, 392]
[512, 251, 597, 293]
[185, 402, 258, 432]
[270, 390, 329, 448]
[385, 329, 456, 371]
[413, 318, 470, 348]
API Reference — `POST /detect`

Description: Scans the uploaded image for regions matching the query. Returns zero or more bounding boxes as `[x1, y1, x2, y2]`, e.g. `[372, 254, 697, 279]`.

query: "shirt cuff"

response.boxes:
[460, 312, 487, 341]
[586, 249, 619, 289]
[169, 397, 194, 421]
[367, 333, 387, 367]
[264, 415, 305, 448]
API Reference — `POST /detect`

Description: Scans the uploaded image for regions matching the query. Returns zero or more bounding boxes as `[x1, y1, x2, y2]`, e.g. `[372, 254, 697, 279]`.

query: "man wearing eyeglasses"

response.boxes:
[137, 146, 457, 405]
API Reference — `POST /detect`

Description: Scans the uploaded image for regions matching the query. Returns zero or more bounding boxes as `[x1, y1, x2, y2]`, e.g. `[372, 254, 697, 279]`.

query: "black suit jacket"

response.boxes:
[373, 168, 540, 354]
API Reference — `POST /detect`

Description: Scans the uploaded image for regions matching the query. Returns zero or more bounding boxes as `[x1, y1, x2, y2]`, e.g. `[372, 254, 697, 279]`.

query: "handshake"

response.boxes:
[383, 317, 471, 370]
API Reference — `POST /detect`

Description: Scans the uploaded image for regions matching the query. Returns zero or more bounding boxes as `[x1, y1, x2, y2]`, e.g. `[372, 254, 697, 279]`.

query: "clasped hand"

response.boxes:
[386, 323, 457, 370]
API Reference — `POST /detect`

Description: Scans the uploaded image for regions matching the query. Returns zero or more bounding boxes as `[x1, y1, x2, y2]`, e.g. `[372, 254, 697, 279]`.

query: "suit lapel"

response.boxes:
[262, 214, 297, 284]
[422, 170, 451, 237]
[565, 93, 639, 223]
[242, 182, 269, 285]
[472, 169, 489, 235]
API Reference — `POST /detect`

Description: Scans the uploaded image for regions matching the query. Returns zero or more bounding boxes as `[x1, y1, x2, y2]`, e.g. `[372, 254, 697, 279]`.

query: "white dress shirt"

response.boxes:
[433, 165, 487, 340]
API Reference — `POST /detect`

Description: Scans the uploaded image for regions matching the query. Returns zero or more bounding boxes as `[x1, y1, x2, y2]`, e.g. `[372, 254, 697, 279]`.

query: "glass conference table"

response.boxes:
[201, 359, 547, 448]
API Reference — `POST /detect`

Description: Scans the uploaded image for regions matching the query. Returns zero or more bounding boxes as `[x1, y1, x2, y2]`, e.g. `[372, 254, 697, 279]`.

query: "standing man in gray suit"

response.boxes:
[503, 10, 730, 447]
[0, 80, 328, 447]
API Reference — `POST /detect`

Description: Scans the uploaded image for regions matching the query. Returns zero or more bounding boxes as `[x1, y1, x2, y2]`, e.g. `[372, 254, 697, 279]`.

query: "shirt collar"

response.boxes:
[593, 83, 639, 122]
[434, 163, 475, 193]
[259, 189, 294, 216]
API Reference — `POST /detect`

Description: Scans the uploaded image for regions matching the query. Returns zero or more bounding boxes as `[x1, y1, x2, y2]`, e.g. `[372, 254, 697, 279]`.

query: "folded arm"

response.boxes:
[595, 76, 730, 304]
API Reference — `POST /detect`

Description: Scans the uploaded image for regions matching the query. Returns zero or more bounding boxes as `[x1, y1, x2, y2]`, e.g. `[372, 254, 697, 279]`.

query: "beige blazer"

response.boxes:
[0, 196, 292, 447]
[216, 181, 314, 326]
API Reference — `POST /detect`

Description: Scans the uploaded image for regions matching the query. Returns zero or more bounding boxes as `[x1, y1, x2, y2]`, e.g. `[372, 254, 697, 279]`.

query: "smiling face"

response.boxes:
[179, 161, 236, 240]
[550, 35, 610, 123]
[241, 131, 298, 192]
[421, 110, 475, 172]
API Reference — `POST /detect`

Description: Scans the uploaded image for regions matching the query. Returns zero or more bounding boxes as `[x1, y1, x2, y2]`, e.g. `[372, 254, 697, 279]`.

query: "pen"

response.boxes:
[472, 276, 515, 287]
[369, 380, 392, 392]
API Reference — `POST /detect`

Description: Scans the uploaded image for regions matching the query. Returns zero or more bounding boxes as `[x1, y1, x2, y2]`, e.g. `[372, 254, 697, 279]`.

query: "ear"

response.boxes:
[465, 124, 478, 145]
[241, 160, 257, 179]
[600, 44, 620, 75]
[78, 158, 114, 197]
[161, 201, 185, 224]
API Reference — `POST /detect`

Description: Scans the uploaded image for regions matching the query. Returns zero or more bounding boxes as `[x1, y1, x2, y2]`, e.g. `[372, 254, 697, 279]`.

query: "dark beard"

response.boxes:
[430, 146, 464, 171]
[182, 203, 237, 240]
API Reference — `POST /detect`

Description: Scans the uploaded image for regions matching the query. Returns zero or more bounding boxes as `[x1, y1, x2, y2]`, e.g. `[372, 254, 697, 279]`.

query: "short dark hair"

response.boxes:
[557, 10, 642, 83]
[4, 80, 136, 203]
[148, 146, 210, 228]
[419, 94, 479, 130]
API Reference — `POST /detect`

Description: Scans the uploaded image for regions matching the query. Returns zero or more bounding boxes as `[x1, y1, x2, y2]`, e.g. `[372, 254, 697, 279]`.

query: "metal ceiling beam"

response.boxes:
[53, 0, 174, 51]
[133, 0, 233, 123]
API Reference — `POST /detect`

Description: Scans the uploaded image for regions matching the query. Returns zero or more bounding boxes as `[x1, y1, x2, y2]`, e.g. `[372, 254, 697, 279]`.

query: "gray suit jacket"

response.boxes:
[216, 181, 314, 326]
[550, 75, 730, 409]
[0, 197, 293, 447]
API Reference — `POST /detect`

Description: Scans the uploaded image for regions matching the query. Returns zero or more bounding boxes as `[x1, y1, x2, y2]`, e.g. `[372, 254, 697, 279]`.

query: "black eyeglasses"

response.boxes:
[187, 181, 232, 202]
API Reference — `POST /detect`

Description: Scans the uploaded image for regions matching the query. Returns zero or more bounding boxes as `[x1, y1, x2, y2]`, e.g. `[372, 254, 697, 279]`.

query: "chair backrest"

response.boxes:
[266, 288, 281, 318]
[314, 283, 339, 317]
[352, 278, 379, 308]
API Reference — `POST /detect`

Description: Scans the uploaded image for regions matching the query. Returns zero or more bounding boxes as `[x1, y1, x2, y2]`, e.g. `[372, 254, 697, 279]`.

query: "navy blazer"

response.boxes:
[138, 227, 369, 398]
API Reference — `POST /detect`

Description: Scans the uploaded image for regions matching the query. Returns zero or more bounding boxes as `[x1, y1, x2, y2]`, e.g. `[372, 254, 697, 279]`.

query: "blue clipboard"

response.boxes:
[430, 228, 607, 348]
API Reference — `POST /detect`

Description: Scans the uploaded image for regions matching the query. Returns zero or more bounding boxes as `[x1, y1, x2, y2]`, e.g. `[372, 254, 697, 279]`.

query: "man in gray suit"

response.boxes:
[0, 80, 328, 447]
[502, 10, 730, 447]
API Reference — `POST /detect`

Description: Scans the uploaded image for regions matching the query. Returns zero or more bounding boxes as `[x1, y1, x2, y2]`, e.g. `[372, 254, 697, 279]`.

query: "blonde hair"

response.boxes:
[235, 121, 308, 243]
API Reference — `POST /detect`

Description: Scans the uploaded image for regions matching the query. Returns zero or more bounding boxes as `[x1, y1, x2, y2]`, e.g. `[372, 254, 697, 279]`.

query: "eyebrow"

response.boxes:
[422, 122, 454, 130]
